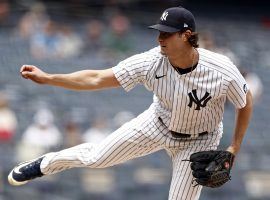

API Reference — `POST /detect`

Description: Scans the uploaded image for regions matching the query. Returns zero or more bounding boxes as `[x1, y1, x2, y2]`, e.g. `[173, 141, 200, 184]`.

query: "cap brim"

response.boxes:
[148, 24, 179, 33]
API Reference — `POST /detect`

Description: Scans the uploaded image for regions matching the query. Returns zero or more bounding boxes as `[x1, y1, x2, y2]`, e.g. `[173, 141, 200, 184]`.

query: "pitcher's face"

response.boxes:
[158, 31, 187, 57]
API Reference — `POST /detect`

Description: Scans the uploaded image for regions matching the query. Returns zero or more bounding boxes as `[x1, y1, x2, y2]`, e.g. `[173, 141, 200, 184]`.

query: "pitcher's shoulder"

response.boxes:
[198, 48, 231, 62]
[198, 48, 235, 69]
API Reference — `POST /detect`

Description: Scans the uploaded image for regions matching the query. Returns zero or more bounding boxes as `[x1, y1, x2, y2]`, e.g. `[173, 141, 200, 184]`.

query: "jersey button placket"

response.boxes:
[169, 75, 182, 131]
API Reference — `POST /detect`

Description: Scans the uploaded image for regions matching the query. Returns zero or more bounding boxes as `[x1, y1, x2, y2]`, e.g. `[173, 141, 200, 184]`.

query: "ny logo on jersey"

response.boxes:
[187, 89, 212, 110]
[160, 11, 168, 21]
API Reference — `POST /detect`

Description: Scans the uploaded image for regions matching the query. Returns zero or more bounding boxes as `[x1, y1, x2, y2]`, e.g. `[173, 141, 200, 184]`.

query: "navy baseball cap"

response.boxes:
[149, 7, 196, 33]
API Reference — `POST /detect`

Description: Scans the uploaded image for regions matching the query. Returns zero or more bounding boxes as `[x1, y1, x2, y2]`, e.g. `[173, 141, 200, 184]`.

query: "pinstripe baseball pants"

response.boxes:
[40, 107, 222, 200]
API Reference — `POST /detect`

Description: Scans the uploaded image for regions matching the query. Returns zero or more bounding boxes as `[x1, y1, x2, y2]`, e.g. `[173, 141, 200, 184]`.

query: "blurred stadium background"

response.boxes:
[0, 0, 270, 199]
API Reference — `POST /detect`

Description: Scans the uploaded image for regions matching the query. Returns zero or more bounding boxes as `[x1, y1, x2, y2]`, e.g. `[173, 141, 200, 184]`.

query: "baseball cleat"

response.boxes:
[8, 157, 44, 186]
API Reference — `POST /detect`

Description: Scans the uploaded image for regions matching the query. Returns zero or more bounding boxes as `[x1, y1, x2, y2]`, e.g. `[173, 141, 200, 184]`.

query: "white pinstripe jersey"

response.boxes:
[112, 47, 248, 136]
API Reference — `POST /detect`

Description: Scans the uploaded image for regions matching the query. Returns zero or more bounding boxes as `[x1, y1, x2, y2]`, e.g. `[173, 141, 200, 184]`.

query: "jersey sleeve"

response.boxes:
[112, 49, 157, 92]
[227, 66, 249, 109]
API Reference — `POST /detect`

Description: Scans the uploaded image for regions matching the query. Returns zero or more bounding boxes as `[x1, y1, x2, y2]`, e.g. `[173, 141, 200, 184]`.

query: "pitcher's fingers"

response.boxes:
[21, 71, 32, 79]
[20, 65, 28, 73]
[20, 65, 34, 73]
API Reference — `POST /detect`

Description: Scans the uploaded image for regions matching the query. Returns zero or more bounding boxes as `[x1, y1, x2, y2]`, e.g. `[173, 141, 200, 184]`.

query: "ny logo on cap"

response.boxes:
[160, 11, 168, 21]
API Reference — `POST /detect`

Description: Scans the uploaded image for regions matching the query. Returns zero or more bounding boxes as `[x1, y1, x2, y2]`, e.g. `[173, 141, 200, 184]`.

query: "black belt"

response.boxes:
[158, 117, 208, 138]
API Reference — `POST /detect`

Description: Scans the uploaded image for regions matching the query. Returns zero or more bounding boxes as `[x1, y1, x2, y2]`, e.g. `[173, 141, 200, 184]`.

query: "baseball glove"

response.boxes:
[188, 150, 235, 188]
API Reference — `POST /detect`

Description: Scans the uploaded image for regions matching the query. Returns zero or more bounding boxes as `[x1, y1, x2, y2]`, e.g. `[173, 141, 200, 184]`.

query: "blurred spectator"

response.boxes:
[0, 0, 10, 27]
[104, 12, 133, 58]
[241, 69, 263, 105]
[56, 24, 83, 58]
[0, 92, 17, 143]
[29, 20, 61, 59]
[83, 19, 105, 54]
[112, 110, 135, 129]
[83, 116, 111, 143]
[18, 2, 49, 39]
[63, 119, 82, 148]
[199, 30, 239, 65]
[17, 108, 62, 161]
[198, 31, 215, 50]
[261, 17, 270, 29]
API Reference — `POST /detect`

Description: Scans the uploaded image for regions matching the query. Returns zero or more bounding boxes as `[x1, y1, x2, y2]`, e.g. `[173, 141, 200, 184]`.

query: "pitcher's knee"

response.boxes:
[73, 143, 110, 168]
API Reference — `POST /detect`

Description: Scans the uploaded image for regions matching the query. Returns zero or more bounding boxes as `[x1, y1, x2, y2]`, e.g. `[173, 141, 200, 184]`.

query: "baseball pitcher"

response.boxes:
[8, 6, 253, 200]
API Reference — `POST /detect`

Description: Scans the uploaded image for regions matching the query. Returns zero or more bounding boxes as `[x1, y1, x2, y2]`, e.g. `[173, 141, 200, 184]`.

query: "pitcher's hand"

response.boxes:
[20, 65, 49, 84]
